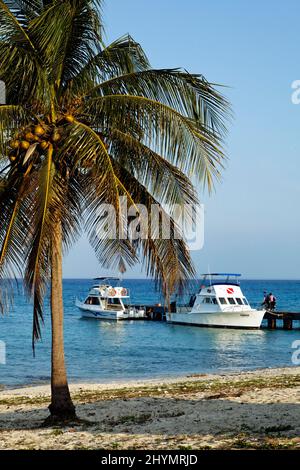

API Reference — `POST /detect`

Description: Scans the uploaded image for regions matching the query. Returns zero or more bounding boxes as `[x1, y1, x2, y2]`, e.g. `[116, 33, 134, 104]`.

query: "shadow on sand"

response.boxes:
[0, 395, 299, 445]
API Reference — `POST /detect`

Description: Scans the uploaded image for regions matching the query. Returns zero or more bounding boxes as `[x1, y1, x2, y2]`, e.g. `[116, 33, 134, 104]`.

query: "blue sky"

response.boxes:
[64, 0, 300, 279]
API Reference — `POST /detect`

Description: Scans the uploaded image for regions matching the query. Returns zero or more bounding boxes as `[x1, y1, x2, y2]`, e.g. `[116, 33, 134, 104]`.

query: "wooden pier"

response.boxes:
[144, 304, 166, 321]
[263, 311, 300, 330]
[132, 304, 300, 329]
[127, 304, 167, 321]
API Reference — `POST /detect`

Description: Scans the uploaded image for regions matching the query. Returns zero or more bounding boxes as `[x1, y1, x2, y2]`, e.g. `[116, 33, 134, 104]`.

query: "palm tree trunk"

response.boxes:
[48, 218, 76, 420]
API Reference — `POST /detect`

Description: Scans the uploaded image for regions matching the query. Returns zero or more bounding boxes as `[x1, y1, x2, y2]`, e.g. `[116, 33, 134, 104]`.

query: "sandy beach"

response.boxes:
[0, 366, 299, 450]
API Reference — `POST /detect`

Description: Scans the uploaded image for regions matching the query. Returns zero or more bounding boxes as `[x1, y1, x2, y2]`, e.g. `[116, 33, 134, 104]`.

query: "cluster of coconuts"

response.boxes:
[8, 114, 75, 163]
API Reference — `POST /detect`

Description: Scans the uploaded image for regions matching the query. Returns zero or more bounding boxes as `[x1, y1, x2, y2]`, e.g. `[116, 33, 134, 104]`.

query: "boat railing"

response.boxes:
[90, 285, 131, 297]
[124, 303, 146, 311]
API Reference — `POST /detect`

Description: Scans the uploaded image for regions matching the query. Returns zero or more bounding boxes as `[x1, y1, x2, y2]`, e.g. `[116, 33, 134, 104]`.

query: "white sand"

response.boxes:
[0, 366, 299, 449]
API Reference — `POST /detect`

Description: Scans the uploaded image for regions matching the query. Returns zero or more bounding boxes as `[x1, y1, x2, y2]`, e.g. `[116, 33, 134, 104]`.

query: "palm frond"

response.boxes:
[26, 1, 99, 88]
[27, 1, 75, 81]
[53, 171, 84, 253]
[66, 34, 150, 97]
[58, 0, 104, 87]
[0, 168, 36, 313]
[109, 129, 198, 208]
[3, 0, 42, 26]
[0, 0, 35, 46]
[112, 162, 195, 295]
[84, 94, 225, 191]
[64, 124, 139, 273]
[24, 145, 55, 347]
[89, 68, 229, 136]
[58, 120, 120, 200]
[0, 9, 51, 106]
[55, 119, 135, 271]
[0, 104, 28, 156]
[83, 172, 139, 274]
[99, 34, 150, 74]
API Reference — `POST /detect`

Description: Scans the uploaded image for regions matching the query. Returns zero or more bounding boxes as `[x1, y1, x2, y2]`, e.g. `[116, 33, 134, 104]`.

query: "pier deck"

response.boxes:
[263, 311, 300, 330]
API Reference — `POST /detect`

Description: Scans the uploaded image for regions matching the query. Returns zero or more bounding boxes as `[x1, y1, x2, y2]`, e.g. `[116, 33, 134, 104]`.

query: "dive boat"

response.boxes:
[75, 277, 146, 320]
[167, 273, 265, 329]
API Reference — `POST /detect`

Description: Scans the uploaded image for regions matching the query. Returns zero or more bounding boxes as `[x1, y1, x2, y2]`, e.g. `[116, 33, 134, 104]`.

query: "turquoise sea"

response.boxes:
[0, 279, 300, 387]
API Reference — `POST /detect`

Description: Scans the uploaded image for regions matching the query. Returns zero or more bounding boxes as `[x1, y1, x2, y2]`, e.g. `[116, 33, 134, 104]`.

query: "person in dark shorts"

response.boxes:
[268, 293, 276, 310]
[262, 291, 269, 308]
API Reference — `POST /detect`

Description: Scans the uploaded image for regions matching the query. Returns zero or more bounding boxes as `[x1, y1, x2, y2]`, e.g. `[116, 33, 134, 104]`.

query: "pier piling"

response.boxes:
[267, 318, 277, 329]
[283, 318, 293, 330]
[264, 311, 299, 330]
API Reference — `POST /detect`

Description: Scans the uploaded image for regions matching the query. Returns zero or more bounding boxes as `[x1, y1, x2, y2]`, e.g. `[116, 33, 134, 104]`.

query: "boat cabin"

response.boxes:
[191, 273, 251, 313]
[83, 277, 129, 312]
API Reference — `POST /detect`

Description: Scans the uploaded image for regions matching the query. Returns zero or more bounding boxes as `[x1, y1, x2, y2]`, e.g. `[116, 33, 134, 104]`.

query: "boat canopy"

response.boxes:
[93, 276, 120, 281]
[201, 273, 241, 277]
[201, 273, 241, 286]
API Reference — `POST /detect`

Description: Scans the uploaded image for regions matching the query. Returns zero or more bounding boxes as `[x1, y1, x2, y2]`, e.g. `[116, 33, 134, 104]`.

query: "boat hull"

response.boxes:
[76, 300, 145, 320]
[75, 300, 127, 320]
[80, 309, 128, 320]
[167, 309, 265, 329]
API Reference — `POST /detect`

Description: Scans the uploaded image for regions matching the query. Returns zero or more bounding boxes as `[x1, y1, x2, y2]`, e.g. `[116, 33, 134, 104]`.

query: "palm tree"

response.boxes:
[0, 0, 229, 421]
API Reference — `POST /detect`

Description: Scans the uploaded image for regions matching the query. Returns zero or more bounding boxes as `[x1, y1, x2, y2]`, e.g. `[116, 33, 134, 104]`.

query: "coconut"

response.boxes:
[25, 132, 35, 142]
[40, 141, 49, 150]
[51, 132, 61, 142]
[20, 141, 30, 150]
[65, 114, 75, 123]
[8, 152, 17, 163]
[9, 140, 20, 149]
[34, 125, 45, 136]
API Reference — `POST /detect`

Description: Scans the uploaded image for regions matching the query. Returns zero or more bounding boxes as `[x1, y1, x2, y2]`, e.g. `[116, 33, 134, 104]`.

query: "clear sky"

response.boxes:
[63, 0, 300, 279]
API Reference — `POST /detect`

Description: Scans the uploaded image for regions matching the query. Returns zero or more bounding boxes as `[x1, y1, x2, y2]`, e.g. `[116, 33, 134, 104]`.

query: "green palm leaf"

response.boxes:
[109, 128, 198, 207]
[0, 167, 35, 313]
[24, 145, 55, 346]
[0, 104, 28, 156]
[111, 161, 195, 295]
[84, 94, 224, 190]
[90, 68, 228, 136]
[67, 34, 150, 97]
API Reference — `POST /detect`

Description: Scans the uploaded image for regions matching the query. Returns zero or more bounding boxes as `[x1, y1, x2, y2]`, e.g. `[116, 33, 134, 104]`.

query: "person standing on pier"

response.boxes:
[268, 293, 277, 311]
[262, 291, 269, 308]
[262, 292, 276, 310]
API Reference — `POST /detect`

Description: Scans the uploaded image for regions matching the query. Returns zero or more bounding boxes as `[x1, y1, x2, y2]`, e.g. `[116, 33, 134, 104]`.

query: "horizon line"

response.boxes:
[4, 277, 300, 281]
[58, 277, 300, 281]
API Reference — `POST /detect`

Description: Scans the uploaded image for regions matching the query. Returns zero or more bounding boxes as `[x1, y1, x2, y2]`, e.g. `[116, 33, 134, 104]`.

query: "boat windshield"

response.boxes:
[106, 297, 123, 310]
[85, 296, 100, 305]
[201, 273, 241, 286]
[108, 298, 121, 305]
[93, 277, 121, 287]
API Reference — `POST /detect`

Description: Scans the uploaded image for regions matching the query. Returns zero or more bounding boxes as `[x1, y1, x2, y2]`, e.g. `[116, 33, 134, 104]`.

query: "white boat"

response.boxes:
[167, 273, 265, 329]
[75, 277, 146, 320]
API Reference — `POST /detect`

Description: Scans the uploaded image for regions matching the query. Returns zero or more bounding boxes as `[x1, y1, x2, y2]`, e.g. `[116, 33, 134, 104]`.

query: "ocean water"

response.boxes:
[0, 279, 299, 387]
